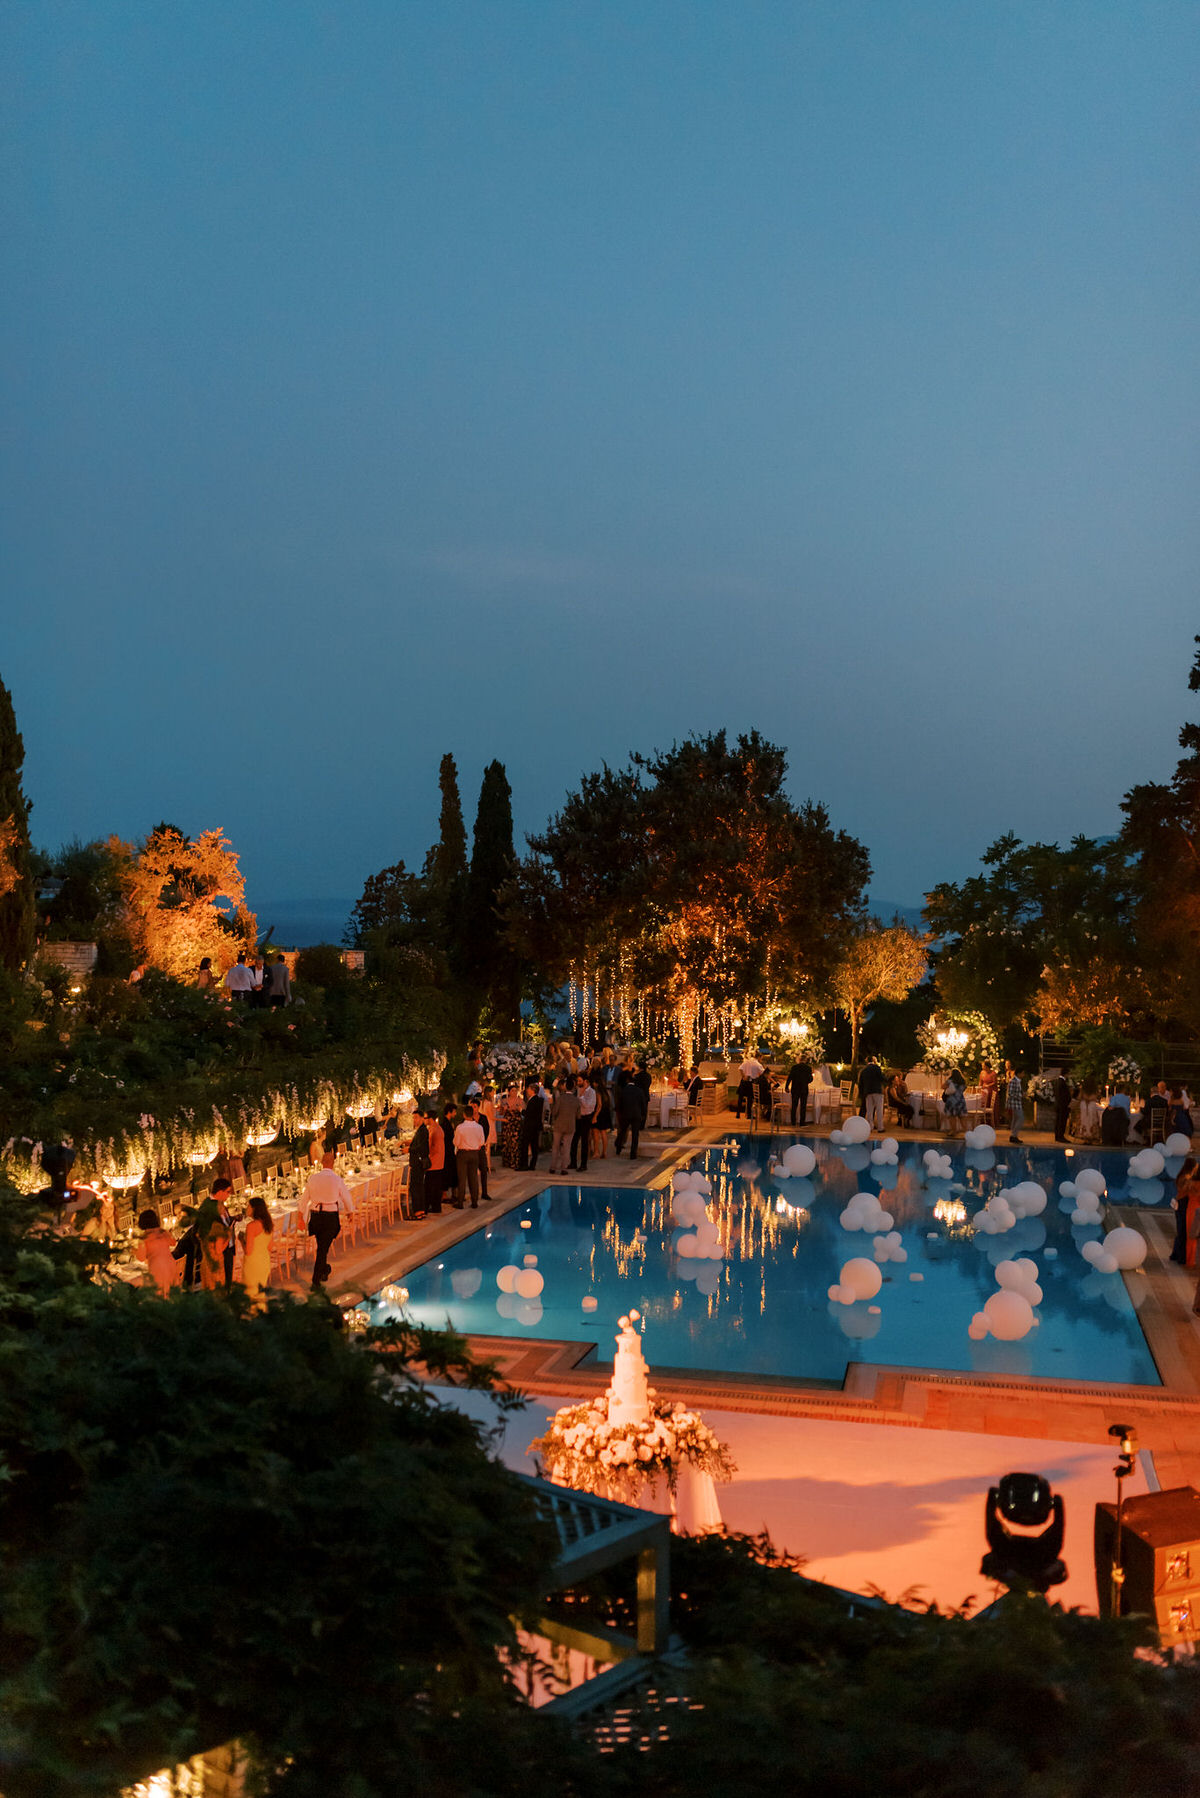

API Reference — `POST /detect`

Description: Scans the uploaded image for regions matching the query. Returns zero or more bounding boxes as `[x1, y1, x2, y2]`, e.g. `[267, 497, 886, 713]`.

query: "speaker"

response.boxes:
[1094, 1486, 1200, 1644]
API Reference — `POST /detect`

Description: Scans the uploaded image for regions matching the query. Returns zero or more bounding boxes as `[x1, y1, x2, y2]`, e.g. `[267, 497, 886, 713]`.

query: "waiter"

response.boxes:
[301, 1151, 356, 1290]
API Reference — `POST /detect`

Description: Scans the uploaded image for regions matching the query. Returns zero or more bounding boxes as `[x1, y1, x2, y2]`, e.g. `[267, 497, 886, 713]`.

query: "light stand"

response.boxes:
[1107, 1422, 1139, 1617]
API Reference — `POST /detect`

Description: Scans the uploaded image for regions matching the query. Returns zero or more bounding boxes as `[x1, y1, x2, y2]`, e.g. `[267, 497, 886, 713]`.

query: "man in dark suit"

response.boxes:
[786, 1056, 813, 1127]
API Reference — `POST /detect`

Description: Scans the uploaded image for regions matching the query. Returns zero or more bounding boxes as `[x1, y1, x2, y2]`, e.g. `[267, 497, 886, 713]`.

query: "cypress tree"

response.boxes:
[464, 761, 518, 1016]
[426, 753, 468, 961]
[0, 675, 35, 972]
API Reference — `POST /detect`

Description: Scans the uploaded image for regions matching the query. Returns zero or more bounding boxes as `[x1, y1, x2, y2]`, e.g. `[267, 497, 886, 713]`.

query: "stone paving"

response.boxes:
[292, 1109, 1200, 1493]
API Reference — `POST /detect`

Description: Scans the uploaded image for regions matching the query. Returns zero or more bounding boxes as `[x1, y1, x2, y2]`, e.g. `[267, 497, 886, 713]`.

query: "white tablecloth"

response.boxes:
[651, 1091, 690, 1128]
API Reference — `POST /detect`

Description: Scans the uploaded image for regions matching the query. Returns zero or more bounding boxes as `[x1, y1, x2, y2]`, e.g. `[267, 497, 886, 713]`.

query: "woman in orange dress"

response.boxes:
[978, 1062, 999, 1126]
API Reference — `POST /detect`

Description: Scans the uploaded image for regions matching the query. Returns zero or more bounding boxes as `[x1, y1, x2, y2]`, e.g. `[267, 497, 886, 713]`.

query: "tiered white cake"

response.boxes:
[607, 1310, 651, 1428]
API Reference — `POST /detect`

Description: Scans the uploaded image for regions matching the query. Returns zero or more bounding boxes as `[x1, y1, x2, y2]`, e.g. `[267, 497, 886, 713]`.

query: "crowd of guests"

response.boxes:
[405, 1045, 683, 1217]
[194, 950, 292, 1005]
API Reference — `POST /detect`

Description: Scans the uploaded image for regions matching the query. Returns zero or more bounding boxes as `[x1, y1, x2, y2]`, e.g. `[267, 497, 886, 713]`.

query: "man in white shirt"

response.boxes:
[737, 1054, 765, 1118]
[453, 1102, 487, 1208]
[570, 1075, 598, 1171]
[223, 952, 255, 1003]
[301, 1152, 356, 1289]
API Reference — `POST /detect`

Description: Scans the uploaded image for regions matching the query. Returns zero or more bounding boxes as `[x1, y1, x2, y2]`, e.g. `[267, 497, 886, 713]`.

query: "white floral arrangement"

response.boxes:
[485, 1041, 547, 1087]
[529, 1392, 736, 1506]
[1029, 1072, 1059, 1104]
[916, 1010, 1000, 1079]
[1107, 1053, 1143, 1087]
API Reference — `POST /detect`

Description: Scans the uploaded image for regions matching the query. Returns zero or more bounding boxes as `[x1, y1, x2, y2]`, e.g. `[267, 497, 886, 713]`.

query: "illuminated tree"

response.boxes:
[925, 834, 1138, 1033]
[0, 674, 35, 972]
[509, 732, 870, 1056]
[1121, 634, 1200, 1031]
[109, 824, 257, 979]
[830, 923, 930, 1065]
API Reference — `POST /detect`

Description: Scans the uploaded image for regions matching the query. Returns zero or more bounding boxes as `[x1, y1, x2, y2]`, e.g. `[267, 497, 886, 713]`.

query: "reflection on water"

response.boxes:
[367, 1136, 1161, 1386]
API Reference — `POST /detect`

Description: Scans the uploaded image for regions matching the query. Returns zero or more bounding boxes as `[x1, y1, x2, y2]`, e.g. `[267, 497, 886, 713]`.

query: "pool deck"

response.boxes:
[296, 1109, 1200, 1494]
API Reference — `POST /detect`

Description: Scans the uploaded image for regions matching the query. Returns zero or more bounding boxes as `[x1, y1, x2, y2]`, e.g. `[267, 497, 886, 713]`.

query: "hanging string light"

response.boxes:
[569, 966, 578, 1035]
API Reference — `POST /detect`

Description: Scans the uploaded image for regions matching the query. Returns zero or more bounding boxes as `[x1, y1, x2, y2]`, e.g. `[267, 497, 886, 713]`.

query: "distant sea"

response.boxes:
[248, 894, 925, 948]
[250, 896, 355, 948]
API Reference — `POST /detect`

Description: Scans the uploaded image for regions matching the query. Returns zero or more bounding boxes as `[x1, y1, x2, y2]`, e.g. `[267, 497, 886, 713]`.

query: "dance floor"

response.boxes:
[439, 1387, 1152, 1614]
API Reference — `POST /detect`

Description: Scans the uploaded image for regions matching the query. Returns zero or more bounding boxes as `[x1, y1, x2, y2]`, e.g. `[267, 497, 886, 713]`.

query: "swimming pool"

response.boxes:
[367, 1136, 1164, 1386]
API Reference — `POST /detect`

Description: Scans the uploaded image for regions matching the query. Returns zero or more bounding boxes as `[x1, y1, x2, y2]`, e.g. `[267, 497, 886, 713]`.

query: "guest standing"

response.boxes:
[266, 955, 291, 1007]
[785, 1056, 813, 1127]
[499, 1085, 524, 1169]
[591, 1077, 612, 1159]
[857, 1056, 885, 1131]
[239, 1194, 273, 1310]
[549, 1078, 580, 1175]
[520, 1080, 544, 1171]
[408, 1112, 431, 1218]
[1170, 1157, 1198, 1265]
[137, 1208, 182, 1294]
[453, 1102, 487, 1208]
[1005, 1063, 1024, 1144]
[223, 952, 254, 1004]
[571, 1075, 597, 1171]
[615, 1074, 648, 1160]
[1053, 1072, 1072, 1143]
[439, 1102, 461, 1206]
[736, 1053, 764, 1119]
[424, 1112, 445, 1214]
[978, 1061, 999, 1126]
[301, 1152, 356, 1289]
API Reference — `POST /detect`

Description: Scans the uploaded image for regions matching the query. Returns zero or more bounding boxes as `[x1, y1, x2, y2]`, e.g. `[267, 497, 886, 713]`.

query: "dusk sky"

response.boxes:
[3, 2, 1197, 930]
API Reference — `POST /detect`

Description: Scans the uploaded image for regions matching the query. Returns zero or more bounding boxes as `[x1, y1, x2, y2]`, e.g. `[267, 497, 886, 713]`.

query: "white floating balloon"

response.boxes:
[782, 1143, 816, 1177]
[1102, 1225, 1148, 1270]
[840, 1191, 894, 1232]
[1081, 1239, 1119, 1275]
[514, 1267, 544, 1297]
[973, 1196, 1016, 1236]
[1165, 1132, 1192, 1159]
[995, 1258, 1043, 1305]
[676, 1233, 699, 1258]
[839, 1256, 884, 1301]
[869, 1144, 898, 1166]
[841, 1114, 871, 1143]
[873, 1230, 908, 1264]
[1129, 1149, 1165, 1180]
[1007, 1181, 1048, 1219]
[673, 1171, 703, 1192]
[971, 1289, 1036, 1341]
[496, 1265, 520, 1293]
[965, 1124, 996, 1149]
[1074, 1168, 1106, 1196]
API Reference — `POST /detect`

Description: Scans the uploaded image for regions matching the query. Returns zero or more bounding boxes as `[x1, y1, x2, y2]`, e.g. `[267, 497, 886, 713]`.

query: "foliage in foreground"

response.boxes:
[568, 1532, 1200, 1798]
[3, 1179, 1199, 1798]
[0, 1182, 562, 1797]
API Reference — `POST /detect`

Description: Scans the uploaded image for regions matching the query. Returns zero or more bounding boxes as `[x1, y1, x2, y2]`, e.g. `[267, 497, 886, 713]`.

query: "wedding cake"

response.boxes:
[607, 1310, 651, 1427]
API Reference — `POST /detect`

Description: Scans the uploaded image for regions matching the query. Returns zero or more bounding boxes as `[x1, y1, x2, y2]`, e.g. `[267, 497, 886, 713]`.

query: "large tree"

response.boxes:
[924, 834, 1139, 1035]
[509, 731, 869, 1055]
[1120, 634, 1200, 1032]
[425, 751, 469, 961]
[0, 1181, 557, 1797]
[464, 759, 521, 1030]
[108, 824, 257, 978]
[0, 675, 35, 972]
[829, 922, 930, 1065]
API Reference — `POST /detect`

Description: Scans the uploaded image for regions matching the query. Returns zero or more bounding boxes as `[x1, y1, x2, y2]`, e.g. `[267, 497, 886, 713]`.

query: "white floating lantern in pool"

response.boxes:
[581, 1295, 598, 1311]
[497, 1264, 520, 1292]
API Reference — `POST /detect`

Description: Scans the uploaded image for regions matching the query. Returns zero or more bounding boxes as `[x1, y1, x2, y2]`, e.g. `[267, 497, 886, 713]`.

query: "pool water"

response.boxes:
[368, 1136, 1163, 1386]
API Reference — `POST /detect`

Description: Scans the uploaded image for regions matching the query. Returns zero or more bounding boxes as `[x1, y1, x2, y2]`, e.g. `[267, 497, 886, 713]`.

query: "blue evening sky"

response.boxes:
[3, 2, 1197, 927]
